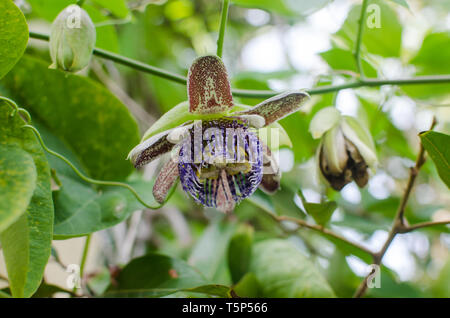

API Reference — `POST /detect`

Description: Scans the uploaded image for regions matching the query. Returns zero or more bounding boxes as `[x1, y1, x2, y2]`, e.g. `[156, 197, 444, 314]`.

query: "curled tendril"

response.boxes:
[0, 96, 32, 124]
[22, 124, 163, 210]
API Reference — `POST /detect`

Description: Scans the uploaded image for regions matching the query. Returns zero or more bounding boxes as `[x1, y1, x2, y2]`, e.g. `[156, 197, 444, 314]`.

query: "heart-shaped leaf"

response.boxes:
[0, 101, 54, 298]
[0, 0, 28, 79]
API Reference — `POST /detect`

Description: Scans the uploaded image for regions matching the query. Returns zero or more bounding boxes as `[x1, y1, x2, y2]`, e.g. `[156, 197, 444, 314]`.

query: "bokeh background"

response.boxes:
[1, 0, 449, 297]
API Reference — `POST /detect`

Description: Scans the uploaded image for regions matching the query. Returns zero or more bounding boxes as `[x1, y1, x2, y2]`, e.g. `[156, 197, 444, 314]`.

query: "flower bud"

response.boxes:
[49, 5, 96, 72]
[310, 107, 377, 191]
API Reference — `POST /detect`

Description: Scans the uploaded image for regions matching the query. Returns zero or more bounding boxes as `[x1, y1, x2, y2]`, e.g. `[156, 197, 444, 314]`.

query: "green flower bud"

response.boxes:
[49, 5, 96, 72]
[310, 107, 378, 191]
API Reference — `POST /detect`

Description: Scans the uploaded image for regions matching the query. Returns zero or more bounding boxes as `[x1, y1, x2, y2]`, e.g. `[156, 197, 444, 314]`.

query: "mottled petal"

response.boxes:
[188, 55, 233, 114]
[127, 130, 175, 168]
[215, 169, 236, 213]
[235, 91, 309, 126]
[227, 114, 266, 128]
[309, 106, 341, 139]
[153, 157, 179, 204]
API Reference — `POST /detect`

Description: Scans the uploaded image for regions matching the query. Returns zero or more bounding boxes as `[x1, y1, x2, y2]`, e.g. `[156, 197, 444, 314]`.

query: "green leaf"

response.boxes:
[33, 121, 163, 238]
[366, 267, 424, 298]
[26, 0, 73, 21]
[0, 290, 11, 298]
[388, 0, 410, 9]
[53, 176, 160, 238]
[91, 0, 130, 18]
[333, 0, 402, 57]
[188, 220, 237, 284]
[419, 131, 450, 188]
[0, 145, 37, 233]
[326, 251, 361, 298]
[107, 253, 209, 297]
[319, 48, 377, 78]
[227, 224, 254, 284]
[183, 284, 233, 298]
[26, 1, 119, 52]
[232, 0, 332, 17]
[298, 191, 337, 226]
[2, 55, 140, 181]
[249, 239, 335, 297]
[411, 32, 450, 74]
[233, 272, 261, 297]
[403, 32, 450, 98]
[84, 4, 120, 52]
[0, 101, 54, 298]
[430, 259, 450, 297]
[0, 0, 28, 79]
[32, 281, 73, 298]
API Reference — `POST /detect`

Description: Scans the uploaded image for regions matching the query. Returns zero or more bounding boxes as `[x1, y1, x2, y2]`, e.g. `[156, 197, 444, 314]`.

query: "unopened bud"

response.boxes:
[49, 5, 96, 72]
[310, 107, 378, 191]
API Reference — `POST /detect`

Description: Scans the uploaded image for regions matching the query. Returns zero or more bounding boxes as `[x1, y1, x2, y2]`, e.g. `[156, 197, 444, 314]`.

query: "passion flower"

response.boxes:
[309, 107, 378, 191]
[128, 55, 309, 212]
[49, 4, 96, 72]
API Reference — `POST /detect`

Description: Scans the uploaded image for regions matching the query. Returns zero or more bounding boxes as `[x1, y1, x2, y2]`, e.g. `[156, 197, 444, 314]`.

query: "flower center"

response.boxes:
[177, 119, 263, 209]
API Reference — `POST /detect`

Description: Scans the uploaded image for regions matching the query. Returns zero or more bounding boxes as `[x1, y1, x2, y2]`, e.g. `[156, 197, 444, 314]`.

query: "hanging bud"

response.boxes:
[310, 107, 377, 191]
[49, 4, 96, 72]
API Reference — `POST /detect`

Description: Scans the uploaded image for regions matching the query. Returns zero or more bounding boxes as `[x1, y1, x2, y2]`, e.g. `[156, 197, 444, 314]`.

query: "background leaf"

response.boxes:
[227, 224, 254, 284]
[403, 32, 450, 98]
[2, 55, 140, 181]
[298, 191, 337, 226]
[249, 239, 336, 297]
[108, 253, 209, 297]
[419, 131, 450, 187]
[188, 219, 237, 284]
[91, 0, 130, 19]
[333, 0, 402, 57]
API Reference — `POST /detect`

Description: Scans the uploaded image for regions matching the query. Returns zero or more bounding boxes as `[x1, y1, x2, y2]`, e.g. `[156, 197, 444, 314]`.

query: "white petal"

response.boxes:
[309, 106, 341, 139]
[322, 126, 348, 174]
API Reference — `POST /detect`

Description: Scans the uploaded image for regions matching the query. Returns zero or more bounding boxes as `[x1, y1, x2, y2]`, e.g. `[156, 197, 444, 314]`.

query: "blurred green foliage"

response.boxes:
[0, 0, 449, 299]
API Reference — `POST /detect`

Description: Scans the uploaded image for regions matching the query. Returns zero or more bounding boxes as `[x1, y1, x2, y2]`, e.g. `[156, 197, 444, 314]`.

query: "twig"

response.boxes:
[401, 220, 450, 233]
[74, 234, 92, 295]
[353, 118, 438, 298]
[274, 215, 375, 257]
[354, 0, 369, 78]
[28, 31, 450, 99]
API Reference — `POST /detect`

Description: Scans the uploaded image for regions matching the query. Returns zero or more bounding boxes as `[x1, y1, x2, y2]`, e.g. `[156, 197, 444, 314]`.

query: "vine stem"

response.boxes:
[354, 0, 369, 78]
[28, 31, 450, 99]
[74, 234, 92, 295]
[22, 125, 162, 210]
[217, 0, 230, 58]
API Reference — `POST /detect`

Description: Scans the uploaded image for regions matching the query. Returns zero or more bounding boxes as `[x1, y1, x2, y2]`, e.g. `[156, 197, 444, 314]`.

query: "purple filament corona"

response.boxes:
[178, 119, 263, 208]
